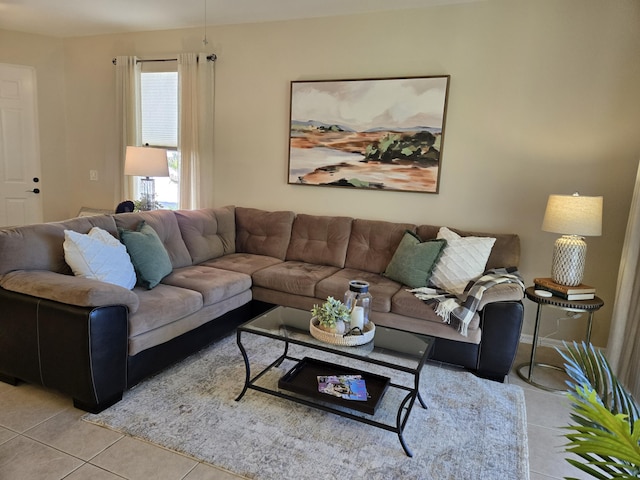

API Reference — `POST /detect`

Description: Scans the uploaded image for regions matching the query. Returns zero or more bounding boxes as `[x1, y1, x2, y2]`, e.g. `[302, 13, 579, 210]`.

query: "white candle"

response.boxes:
[350, 306, 365, 330]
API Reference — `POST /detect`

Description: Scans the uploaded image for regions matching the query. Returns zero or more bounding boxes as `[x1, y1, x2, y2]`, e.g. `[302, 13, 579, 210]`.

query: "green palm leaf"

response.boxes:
[558, 342, 640, 479]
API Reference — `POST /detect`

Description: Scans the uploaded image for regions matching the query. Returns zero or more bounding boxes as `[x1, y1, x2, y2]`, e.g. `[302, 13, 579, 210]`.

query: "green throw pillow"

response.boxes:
[384, 231, 446, 288]
[119, 221, 172, 289]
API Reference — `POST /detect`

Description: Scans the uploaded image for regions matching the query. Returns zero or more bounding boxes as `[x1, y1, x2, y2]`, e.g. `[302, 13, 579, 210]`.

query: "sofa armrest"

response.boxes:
[0, 288, 128, 413]
[477, 300, 524, 380]
[0, 270, 139, 313]
[477, 283, 524, 311]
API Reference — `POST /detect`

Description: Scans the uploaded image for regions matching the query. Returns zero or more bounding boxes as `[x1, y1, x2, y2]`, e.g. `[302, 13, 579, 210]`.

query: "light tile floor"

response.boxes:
[510, 343, 590, 480]
[0, 342, 590, 479]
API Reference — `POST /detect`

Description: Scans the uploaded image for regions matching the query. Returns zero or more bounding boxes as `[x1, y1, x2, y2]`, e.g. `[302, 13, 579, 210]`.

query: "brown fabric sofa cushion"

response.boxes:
[235, 207, 295, 260]
[175, 206, 236, 264]
[285, 214, 353, 268]
[161, 265, 251, 307]
[201, 253, 282, 276]
[416, 225, 520, 271]
[114, 210, 192, 269]
[128, 289, 252, 356]
[344, 219, 416, 274]
[128, 284, 203, 338]
[0, 215, 117, 276]
[252, 261, 339, 297]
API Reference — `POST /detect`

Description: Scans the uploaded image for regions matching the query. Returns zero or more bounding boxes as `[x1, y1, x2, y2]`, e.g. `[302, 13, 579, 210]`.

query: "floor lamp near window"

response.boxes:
[124, 146, 169, 211]
[542, 192, 603, 286]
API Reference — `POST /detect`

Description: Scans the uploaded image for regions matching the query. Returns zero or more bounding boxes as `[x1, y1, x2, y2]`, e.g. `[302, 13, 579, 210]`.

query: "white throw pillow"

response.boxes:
[429, 227, 496, 295]
[64, 227, 136, 289]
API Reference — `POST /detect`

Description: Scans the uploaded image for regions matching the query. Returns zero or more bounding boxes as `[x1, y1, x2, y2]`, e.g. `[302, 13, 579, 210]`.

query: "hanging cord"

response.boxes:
[202, 0, 209, 46]
[541, 311, 584, 342]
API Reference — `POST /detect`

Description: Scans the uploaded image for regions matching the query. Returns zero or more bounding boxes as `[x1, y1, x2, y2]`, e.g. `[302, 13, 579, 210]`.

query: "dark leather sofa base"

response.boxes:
[0, 372, 19, 386]
[74, 392, 123, 414]
[477, 301, 525, 381]
[430, 338, 480, 370]
[0, 289, 128, 414]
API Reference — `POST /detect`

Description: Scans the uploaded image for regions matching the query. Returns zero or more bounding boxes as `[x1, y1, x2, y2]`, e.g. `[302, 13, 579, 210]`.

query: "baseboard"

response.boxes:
[518, 334, 567, 351]
[519, 334, 606, 354]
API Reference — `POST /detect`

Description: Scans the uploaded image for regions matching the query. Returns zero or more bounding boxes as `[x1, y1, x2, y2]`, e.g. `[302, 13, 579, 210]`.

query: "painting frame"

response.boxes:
[287, 75, 450, 194]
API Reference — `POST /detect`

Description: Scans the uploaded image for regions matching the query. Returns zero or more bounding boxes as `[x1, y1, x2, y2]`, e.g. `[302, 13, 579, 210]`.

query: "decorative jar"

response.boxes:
[344, 280, 372, 331]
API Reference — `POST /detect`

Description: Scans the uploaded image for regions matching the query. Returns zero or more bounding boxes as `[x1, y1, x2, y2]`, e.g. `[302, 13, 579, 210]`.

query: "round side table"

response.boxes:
[516, 286, 604, 391]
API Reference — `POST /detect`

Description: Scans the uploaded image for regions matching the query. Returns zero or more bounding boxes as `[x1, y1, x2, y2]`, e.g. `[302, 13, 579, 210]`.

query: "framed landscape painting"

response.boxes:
[287, 75, 450, 193]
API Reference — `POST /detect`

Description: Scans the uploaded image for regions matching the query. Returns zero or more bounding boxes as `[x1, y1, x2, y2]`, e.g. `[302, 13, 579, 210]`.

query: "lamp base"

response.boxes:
[551, 235, 587, 286]
[138, 177, 156, 211]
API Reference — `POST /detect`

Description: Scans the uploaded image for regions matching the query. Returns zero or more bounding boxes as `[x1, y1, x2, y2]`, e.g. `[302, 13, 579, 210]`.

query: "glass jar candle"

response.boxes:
[344, 280, 372, 331]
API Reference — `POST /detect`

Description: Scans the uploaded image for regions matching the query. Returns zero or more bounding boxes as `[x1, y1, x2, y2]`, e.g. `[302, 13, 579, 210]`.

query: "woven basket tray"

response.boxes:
[309, 317, 375, 346]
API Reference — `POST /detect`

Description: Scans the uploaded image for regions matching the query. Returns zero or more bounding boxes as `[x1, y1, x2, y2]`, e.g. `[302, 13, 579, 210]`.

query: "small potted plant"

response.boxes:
[311, 296, 350, 334]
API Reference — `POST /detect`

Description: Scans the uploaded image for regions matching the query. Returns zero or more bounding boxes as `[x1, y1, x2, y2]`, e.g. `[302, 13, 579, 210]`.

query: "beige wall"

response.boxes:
[3, 0, 640, 347]
[0, 29, 69, 221]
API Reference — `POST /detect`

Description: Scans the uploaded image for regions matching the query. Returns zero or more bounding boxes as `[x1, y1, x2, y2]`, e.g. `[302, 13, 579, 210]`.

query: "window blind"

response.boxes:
[141, 72, 178, 148]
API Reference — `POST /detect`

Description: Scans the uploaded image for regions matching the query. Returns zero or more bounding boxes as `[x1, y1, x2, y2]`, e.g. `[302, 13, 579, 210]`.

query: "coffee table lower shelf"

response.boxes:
[278, 357, 391, 415]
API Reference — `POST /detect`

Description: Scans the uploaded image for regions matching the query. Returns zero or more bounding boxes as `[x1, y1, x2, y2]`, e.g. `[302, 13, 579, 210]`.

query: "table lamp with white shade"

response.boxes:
[124, 146, 169, 211]
[541, 192, 603, 286]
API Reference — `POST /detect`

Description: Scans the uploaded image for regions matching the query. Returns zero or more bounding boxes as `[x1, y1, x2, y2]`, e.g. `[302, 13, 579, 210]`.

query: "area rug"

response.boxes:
[84, 333, 529, 480]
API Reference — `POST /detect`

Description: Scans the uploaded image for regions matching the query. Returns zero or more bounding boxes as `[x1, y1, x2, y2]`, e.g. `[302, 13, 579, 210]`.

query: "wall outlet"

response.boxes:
[89, 170, 98, 181]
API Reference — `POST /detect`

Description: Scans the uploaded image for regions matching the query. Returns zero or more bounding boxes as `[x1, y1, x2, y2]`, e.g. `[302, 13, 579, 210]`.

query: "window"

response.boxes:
[139, 69, 179, 209]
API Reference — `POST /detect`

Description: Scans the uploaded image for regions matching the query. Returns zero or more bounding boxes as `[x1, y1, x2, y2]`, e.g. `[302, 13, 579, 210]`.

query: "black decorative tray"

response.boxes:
[277, 357, 390, 415]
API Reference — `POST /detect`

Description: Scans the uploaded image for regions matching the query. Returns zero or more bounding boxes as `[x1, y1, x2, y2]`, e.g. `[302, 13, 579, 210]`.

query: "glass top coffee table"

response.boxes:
[235, 306, 435, 457]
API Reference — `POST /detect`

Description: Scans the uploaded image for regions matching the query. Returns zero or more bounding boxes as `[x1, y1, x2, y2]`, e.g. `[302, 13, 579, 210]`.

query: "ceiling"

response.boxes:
[0, 0, 478, 38]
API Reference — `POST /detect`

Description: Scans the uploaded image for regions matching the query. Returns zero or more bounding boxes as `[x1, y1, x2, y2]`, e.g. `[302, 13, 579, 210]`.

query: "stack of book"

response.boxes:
[533, 277, 596, 300]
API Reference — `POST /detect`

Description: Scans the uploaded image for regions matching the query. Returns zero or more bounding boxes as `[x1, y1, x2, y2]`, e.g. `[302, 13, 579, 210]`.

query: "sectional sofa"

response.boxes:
[0, 206, 524, 413]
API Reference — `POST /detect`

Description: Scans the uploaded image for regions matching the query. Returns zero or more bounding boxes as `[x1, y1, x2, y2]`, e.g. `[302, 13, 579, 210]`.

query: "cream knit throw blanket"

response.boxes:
[409, 267, 524, 336]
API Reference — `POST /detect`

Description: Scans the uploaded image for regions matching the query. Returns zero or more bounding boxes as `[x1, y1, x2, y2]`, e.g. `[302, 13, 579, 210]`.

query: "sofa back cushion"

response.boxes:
[345, 219, 417, 274]
[175, 206, 236, 264]
[416, 225, 520, 270]
[0, 215, 117, 276]
[114, 210, 192, 269]
[285, 214, 353, 268]
[235, 207, 295, 260]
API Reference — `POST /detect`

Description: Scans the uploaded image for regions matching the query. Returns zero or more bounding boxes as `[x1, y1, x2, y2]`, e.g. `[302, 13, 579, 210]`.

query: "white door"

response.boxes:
[0, 63, 43, 227]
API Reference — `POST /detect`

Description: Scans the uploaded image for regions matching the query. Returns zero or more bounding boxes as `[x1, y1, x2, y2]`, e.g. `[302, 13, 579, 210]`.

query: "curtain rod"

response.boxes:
[112, 54, 217, 65]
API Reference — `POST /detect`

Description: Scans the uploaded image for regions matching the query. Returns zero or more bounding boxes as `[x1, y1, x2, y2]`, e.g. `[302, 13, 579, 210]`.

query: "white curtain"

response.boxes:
[177, 53, 215, 209]
[115, 56, 141, 204]
[607, 159, 640, 398]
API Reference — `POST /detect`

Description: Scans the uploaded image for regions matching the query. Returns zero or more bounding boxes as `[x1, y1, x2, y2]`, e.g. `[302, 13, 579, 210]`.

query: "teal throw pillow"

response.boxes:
[384, 231, 446, 288]
[119, 221, 172, 289]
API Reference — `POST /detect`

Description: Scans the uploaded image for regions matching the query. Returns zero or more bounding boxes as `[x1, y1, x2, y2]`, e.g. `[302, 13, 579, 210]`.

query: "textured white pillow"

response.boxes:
[64, 227, 136, 289]
[429, 227, 496, 295]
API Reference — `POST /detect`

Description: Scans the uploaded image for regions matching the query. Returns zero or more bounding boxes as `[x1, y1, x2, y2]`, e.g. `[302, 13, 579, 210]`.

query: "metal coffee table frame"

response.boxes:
[235, 306, 434, 457]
